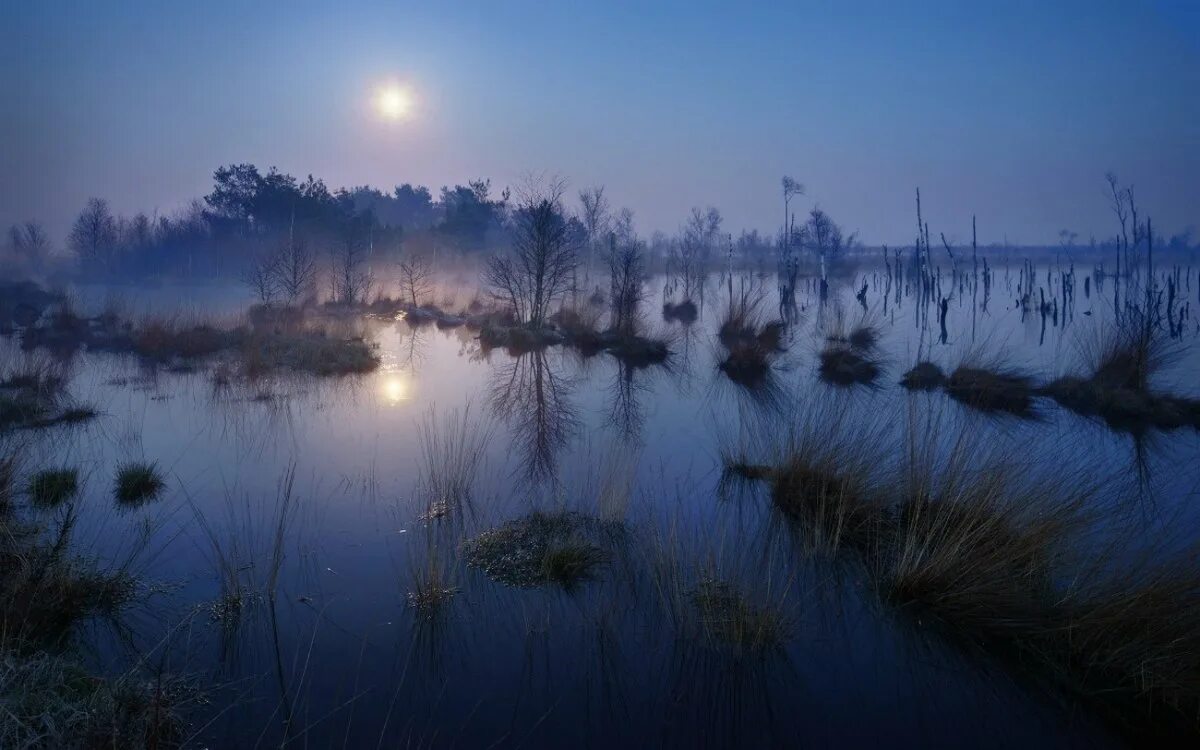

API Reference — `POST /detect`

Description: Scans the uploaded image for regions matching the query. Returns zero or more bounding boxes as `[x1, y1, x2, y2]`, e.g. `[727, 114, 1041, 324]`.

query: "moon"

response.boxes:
[375, 84, 413, 121]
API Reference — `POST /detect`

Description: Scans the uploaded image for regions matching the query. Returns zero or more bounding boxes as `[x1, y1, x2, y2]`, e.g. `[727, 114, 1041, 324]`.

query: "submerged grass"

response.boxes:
[689, 576, 790, 653]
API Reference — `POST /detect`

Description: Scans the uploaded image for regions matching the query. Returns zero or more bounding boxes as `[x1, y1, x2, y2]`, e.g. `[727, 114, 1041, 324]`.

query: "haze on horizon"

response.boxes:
[2, 0, 1197, 246]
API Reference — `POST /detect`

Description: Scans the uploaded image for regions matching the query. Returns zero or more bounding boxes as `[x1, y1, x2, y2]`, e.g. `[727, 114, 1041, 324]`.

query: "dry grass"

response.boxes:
[1043, 320, 1199, 432]
[1043, 551, 1200, 735]
[725, 398, 891, 553]
[872, 416, 1091, 641]
[415, 404, 490, 522]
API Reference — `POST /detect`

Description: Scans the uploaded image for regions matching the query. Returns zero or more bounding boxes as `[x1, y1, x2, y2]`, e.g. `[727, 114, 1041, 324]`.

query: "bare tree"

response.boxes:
[579, 185, 610, 281]
[331, 220, 373, 305]
[612, 207, 636, 247]
[671, 206, 721, 299]
[273, 233, 316, 303]
[488, 350, 578, 480]
[804, 207, 856, 284]
[781, 176, 805, 256]
[485, 177, 577, 327]
[398, 254, 434, 307]
[7, 221, 50, 268]
[244, 248, 278, 303]
[69, 198, 117, 274]
[606, 234, 645, 336]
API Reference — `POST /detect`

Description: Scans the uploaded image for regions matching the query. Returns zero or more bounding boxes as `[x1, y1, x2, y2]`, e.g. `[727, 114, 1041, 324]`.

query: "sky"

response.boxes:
[2, 0, 1197, 246]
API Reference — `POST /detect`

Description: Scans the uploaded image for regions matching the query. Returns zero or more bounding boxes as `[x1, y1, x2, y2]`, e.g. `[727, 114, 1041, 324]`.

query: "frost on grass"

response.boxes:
[461, 511, 621, 589]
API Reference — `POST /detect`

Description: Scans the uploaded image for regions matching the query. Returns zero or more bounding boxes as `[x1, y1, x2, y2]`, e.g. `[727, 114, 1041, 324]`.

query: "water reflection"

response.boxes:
[380, 371, 412, 405]
[488, 350, 579, 481]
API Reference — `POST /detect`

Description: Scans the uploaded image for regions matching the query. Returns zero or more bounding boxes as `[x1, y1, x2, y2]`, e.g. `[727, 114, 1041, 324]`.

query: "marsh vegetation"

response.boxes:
[0, 169, 1197, 748]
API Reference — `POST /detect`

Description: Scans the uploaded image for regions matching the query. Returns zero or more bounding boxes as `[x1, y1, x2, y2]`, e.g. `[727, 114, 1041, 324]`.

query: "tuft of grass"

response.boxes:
[540, 540, 607, 590]
[461, 511, 621, 590]
[407, 563, 460, 618]
[900, 361, 945, 391]
[944, 363, 1036, 417]
[28, 469, 78, 508]
[113, 462, 165, 506]
[730, 398, 890, 552]
[1084, 316, 1173, 393]
[818, 345, 881, 387]
[717, 290, 785, 387]
[416, 404, 490, 521]
[847, 325, 879, 351]
[1042, 320, 1199, 432]
[662, 300, 698, 324]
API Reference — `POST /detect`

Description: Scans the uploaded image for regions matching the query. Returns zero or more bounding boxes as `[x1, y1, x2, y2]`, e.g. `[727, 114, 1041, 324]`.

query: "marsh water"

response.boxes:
[12, 260, 1200, 748]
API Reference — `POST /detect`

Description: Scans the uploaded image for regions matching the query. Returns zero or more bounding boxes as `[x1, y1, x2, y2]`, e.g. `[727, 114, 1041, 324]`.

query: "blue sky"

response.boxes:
[2, 0, 1197, 245]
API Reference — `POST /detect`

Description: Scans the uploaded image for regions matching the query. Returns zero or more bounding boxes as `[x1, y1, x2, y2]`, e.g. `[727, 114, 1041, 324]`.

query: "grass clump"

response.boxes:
[717, 291, 785, 387]
[461, 511, 617, 590]
[726, 399, 890, 552]
[28, 469, 78, 508]
[944, 362, 1036, 417]
[407, 564, 460, 617]
[1041, 321, 1200, 432]
[662, 300, 698, 324]
[243, 329, 380, 376]
[900, 361, 945, 391]
[540, 540, 607, 589]
[113, 462, 165, 506]
[818, 345, 881, 387]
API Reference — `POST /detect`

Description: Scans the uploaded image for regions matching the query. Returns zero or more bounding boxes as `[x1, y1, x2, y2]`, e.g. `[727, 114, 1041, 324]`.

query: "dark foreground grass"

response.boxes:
[0, 450, 187, 748]
[28, 469, 78, 508]
[114, 462, 165, 506]
[724, 397, 1200, 740]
